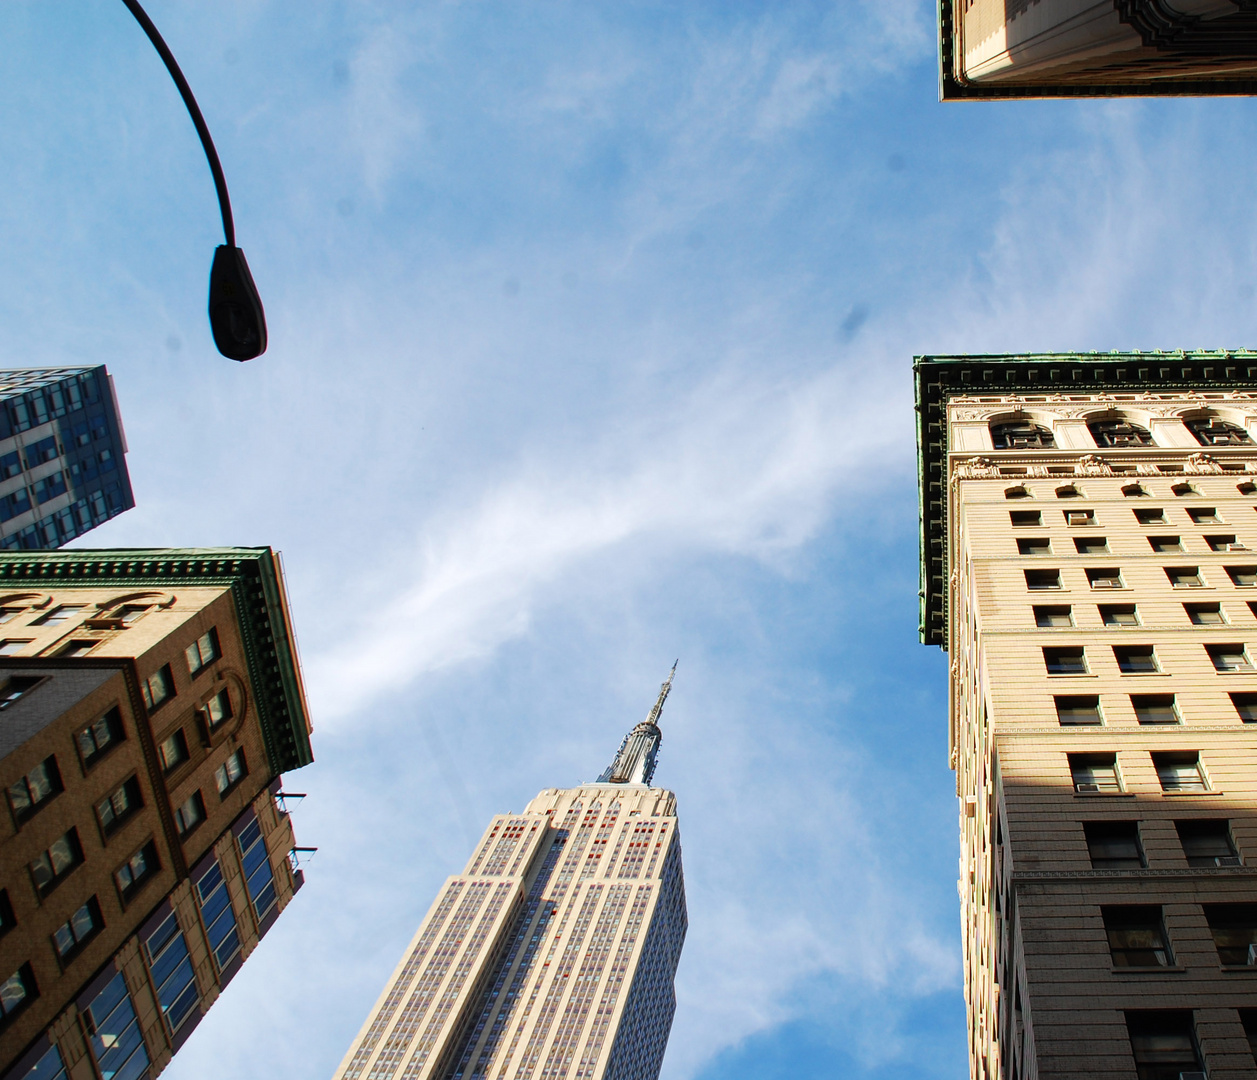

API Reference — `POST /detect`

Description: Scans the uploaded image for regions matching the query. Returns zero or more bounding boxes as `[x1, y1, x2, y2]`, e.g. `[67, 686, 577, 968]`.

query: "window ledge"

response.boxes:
[1117, 671, 1170, 677]
[1161, 789, 1223, 797]
[1111, 965, 1185, 974]
[1074, 791, 1135, 798]
[1046, 672, 1097, 678]
[1220, 965, 1257, 973]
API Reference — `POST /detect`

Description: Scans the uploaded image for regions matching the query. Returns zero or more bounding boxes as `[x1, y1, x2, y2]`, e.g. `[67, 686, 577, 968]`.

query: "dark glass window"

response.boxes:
[1125, 1011, 1202, 1080]
[1017, 537, 1051, 555]
[115, 841, 159, 901]
[1134, 508, 1166, 525]
[1083, 821, 1144, 869]
[52, 898, 102, 965]
[1186, 416, 1252, 446]
[215, 750, 247, 796]
[144, 911, 199, 1035]
[184, 629, 219, 675]
[77, 707, 123, 765]
[1148, 536, 1182, 552]
[141, 666, 174, 711]
[1166, 566, 1203, 588]
[156, 729, 188, 773]
[1176, 820, 1240, 867]
[1231, 692, 1257, 722]
[1075, 536, 1108, 554]
[30, 829, 83, 895]
[0, 675, 42, 708]
[0, 963, 36, 1029]
[237, 817, 277, 923]
[1025, 569, 1061, 590]
[1104, 906, 1172, 967]
[1208, 643, 1253, 671]
[1100, 604, 1138, 626]
[22, 436, 57, 470]
[1044, 647, 1087, 674]
[1070, 753, 1120, 793]
[1188, 507, 1222, 524]
[83, 972, 148, 1080]
[1132, 695, 1178, 724]
[1087, 567, 1123, 589]
[1114, 646, 1158, 673]
[992, 421, 1054, 449]
[1207, 534, 1247, 552]
[204, 690, 232, 730]
[1009, 509, 1041, 527]
[1034, 605, 1072, 627]
[97, 777, 142, 835]
[1203, 904, 1257, 966]
[1154, 753, 1208, 792]
[173, 792, 204, 837]
[195, 860, 241, 973]
[1055, 695, 1101, 726]
[7, 756, 62, 823]
[1089, 418, 1154, 447]
[1184, 603, 1224, 625]
[1226, 565, 1257, 586]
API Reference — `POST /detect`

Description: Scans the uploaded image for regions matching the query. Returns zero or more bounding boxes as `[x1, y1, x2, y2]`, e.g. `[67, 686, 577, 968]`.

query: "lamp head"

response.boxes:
[209, 245, 267, 361]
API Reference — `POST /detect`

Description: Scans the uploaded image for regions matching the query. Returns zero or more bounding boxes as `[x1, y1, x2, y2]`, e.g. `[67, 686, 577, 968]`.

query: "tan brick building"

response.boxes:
[0, 549, 313, 1080]
[332, 669, 687, 1080]
[917, 352, 1257, 1079]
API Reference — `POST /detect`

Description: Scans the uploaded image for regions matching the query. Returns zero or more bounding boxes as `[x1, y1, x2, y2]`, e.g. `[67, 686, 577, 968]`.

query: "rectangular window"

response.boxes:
[1083, 821, 1144, 868]
[1055, 695, 1101, 726]
[1166, 566, 1204, 588]
[83, 972, 148, 1080]
[1207, 534, 1248, 551]
[52, 897, 102, 965]
[1009, 510, 1041, 527]
[77, 707, 123, 765]
[1176, 820, 1240, 866]
[184, 629, 219, 675]
[1070, 753, 1121, 793]
[204, 689, 232, 729]
[1125, 1011, 1203, 1080]
[1207, 643, 1254, 671]
[54, 639, 95, 658]
[30, 829, 82, 895]
[1203, 904, 1257, 966]
[7, 756, 62, 823]
[1131, 694, 1179, 725]
[1075, 537, 1109, 554]
[0, 675, 40, 709]
[1227, 565, 1257, 586]
[115, 841, 159, 900]
[1134, 508, 1167, 525]
[32, 605, 83, 627]
[1025, 568, 1061, 590]
[173, 792, 204, 837]
[1017, 537, 1051, 555]
[0, 964, 36, 1028]
[156, 729, 188, 773]
[1148, 535, 1182, 552]
[1231, 692, 1257, 722]
[140, 666, 174, 711]
[236, 817, 277, 923]
[1044, 647, 1087, 674]
[1065, 508, 1094, 525]
[96, 777, 142, 835]
[1185, 602, 1225, 624]
[1087, 567, 1123, 589]
[1100, 604, 1139, 626]
[0, 891, 14, 937]
[143, 911, 200, 1035]
[1114, 646, 1159, 674]
[1105, 906, 1172, 967]
[195, 860, 241, 973]
[1154, 752, 1209, 793]
[215, 750, 247, 796]
[1188, 507, 1222, 524]
[114, 604, 150, 626]
[0, 641, 30, 657]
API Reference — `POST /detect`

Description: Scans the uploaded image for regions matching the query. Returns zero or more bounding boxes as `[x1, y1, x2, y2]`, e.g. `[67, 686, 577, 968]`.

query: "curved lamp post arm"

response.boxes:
[119, 0, 266, 360]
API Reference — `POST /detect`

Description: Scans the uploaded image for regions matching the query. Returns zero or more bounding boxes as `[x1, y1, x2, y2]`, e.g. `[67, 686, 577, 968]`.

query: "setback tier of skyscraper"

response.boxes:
[0, 368, 134, 550]
[917, 351, 1257, 1079]
[333, 667, 687, 1080]
[0, 548, 314, 1080]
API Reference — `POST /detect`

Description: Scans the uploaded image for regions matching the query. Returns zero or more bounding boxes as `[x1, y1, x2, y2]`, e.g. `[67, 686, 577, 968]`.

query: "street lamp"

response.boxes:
[121, 0, 266, 361]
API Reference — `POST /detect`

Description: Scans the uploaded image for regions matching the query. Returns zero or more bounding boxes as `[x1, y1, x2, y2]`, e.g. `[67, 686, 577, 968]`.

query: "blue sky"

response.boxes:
[4, 2, 1257, 1078]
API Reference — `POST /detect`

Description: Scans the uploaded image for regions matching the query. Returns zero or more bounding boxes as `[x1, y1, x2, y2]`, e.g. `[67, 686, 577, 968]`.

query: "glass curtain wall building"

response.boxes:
[0, 367, 134, 550]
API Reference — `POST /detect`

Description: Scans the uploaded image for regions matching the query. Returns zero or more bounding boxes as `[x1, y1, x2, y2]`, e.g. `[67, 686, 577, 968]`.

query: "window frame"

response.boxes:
[77, 707, 124, 768]
[184, 628, 219, 677]
[140, 665, 175, 712]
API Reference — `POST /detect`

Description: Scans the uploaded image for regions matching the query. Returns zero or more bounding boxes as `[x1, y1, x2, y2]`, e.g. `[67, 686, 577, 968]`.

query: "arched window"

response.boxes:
[1087, 418, 1153, 448]
[1171, 483, 1197, 497]
[1185, 415, 1253, 446]
[1121, 483, 1147, 497]
[991, 421, 1054, 449]
[1004, 485, 1030, 500]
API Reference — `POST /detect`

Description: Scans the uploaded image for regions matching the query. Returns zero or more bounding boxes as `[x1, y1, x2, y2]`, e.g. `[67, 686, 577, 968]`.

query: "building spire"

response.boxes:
[597, 661, 677, 786]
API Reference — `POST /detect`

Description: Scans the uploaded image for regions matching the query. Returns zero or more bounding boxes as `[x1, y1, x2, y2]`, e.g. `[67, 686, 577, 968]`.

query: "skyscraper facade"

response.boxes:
[0, 548, 313, 1080]
[0, 368, 134, 550]
[938, 1, 1257, 100]
[917, 352, 1257, 1079]
[334, 670, 687, 1080]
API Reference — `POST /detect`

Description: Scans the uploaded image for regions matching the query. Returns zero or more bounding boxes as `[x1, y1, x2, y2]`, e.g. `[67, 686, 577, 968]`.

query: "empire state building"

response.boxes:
[333, 667, 688, 1080]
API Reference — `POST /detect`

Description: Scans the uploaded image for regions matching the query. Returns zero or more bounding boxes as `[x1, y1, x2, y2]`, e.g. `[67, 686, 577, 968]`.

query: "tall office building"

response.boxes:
[0, 368, 134, 550]
[0, 548, 314, 1080]
[334, 668, 687, 1080]
[938, 1, 1257, 100]
[916, 352, 1257, 1079]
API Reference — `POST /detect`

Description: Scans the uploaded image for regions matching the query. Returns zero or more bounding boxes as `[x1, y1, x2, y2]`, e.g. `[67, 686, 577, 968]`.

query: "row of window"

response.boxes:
[1006, 478, 1250, 498]
[1070, 751, 1211, 793]
[993, 414, 1252, 449]
[0, 372, 104, 439]
[1025, 565, 1257, 589]
[1018, 534, 1249, 554]
[1082, 818, 1238, 869]
[1053, 691, 1257, 725]
[1043, 642, 1257, 674]
[1011, 506, 1235, 527]
[1034, 602, 1248, 627]
[1100, 902, 1257, 970]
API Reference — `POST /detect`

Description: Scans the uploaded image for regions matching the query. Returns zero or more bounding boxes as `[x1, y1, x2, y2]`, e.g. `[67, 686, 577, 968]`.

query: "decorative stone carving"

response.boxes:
[1185, 453, 1223, 475]
[1136, 464, 1160, 476]
[952, 408, 992, 421]
[1026, 465, 1050, 478]
[953, 457, 1000, 480]
[1074, 455, 1112, 477]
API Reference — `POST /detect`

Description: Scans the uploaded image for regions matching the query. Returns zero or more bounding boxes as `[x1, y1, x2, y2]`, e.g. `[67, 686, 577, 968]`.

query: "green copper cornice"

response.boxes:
[0, 547, 313, 773]
[915, 351, 1257, 650]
